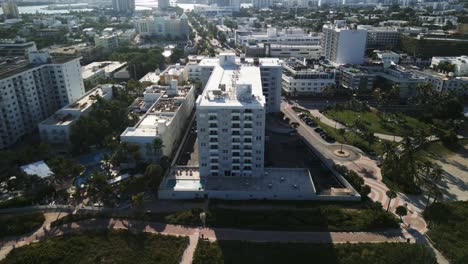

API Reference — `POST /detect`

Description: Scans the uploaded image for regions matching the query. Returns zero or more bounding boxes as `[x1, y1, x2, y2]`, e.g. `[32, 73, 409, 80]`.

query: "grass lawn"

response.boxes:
[1, 230, 188, 264]
[193, 240, 436, 264]
[417, 139, 468, 159]
[0, 212, 45, 238]
[325, 109, 431, 136]
[424, 201, 468, 264]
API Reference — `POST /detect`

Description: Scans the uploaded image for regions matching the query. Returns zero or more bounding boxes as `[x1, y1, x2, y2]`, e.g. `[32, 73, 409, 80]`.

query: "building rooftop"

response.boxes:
[81, 61, 127, 79]
[121, 84, 194, 138]
[40, 84, 116, 126]
[0, 55, 79, 79]
[162, 167, 316, 194]
[199, 63, 264, 108]
[20, 161, 54, 179]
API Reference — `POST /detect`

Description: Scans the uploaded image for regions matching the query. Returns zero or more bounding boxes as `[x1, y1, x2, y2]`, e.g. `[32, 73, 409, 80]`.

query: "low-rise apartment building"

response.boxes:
[121, 80, 196, 161]
[282, 58, 336, 96]
[38, 84, 115, 148]
[81, 61, 127, 85]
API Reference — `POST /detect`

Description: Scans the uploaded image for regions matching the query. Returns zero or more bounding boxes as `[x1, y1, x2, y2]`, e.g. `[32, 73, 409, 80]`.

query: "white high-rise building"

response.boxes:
[196, 53, 268, 177]
[158, 0, 170, 9]
[252, 0, 273, 8]
[322, 21, 367, 65]
[1, 0, 19, 19]
[0, 51, 85, 149]
[112, 0, 135, 15]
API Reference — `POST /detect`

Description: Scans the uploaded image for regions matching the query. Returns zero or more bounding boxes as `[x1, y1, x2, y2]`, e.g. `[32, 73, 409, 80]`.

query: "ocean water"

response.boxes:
[0, 1, 196, 15]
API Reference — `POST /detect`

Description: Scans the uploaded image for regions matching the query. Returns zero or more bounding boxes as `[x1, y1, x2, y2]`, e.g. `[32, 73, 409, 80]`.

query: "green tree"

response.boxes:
[131, 192, 144, 208]
[395, 205, 408, 221]
[144, 164, 164, 191]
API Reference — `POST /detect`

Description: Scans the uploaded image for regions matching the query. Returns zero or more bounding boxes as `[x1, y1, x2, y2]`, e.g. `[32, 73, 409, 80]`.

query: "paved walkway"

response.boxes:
[0, 214, 409, 262]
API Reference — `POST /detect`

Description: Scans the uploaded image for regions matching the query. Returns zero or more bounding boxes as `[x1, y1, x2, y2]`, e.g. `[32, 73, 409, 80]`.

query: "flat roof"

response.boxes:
[81, 61, 127, 79]
[20, 161, 53, 179]
[0, 56, 79, 79]
[199, 63, 264, 108]
[162, 167, 316, 194]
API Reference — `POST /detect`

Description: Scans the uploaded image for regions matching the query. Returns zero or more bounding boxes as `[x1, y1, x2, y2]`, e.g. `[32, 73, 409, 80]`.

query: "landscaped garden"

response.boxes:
[50, 203, 399, 233]
[0, 212, 45, 238]
[193, 240, 437, 264]
[1, 230, 188, 264]
[424, 201, 468, 264]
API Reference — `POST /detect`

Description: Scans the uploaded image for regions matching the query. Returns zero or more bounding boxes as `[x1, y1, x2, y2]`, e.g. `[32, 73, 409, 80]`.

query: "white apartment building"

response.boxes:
[0, 51, 85, 149]
[268, 44, 322, 60]
[192, 5, 233, 17]
[39, 84, 115, 147]
[135, 13, 189, 39]
[370, 65, 426, 98]
[0, 38, 37, 57]
[252, 0, 273, 8]
[196, 53, 266, 177]
[193, 55, 282, 113]
[374, 50, 401, 68]
[357, 25, 400, 49]
[411, 69, 468, 95]
[282, 59, 336, 96]
[81, 61, 127, 84]
[236, 27, 322, 47]
[339, 66, 375, 90]
[94, 34, 119, 51]
[121, 80, 196, 161]
[431, 56, 468, 76]
[245, 43, 322, 60]
[322, 21, 367, 65]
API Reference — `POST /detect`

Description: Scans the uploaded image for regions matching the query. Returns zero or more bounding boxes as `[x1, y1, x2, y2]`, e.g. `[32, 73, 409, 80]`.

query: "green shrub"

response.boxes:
[0, 196, 34, 209]
[194, 240, 437, 264]
[424, 201, 468, 264]
[0, 212, 45, 238]
[2, 230, 188, 264]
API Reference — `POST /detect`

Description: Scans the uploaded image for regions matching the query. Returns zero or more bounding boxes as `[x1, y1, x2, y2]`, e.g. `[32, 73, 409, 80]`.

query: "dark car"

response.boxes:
[291, 122, 300, 128]
[306, 121, 317, 127]
[325, 136, 336, 143]
[298, 113, 305, 118]
[314, 128, 323, 133]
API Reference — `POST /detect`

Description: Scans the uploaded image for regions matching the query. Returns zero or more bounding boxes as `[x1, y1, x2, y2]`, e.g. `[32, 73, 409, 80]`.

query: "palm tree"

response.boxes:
[152, 138, 165, 159]
[386, 190, 397, 212]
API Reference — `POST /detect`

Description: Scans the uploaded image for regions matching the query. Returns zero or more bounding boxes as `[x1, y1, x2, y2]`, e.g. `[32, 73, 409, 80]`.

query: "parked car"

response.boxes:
[314, 128, 323, 133]
[306, 121, 316, 127]
[291, 122, 300, 128]
[298, 113, 305, 118]
[324, 136, 336, 143]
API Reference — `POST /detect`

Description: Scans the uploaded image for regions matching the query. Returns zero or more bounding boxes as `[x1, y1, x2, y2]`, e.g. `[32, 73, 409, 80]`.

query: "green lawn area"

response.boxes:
[0, 212, 45, 238]
[324, 109, 431, 136]
[424, 201, 468, 264]
[293, 107, 391, 154]
[417, 139, 468, 159]
[1, 230, 188, 264]
[193, 240, 436, 264]
[50, 205, 399, 232]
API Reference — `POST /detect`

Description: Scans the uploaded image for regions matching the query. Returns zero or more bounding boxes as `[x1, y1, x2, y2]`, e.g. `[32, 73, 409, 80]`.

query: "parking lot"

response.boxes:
[265, 131, 343, 194]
